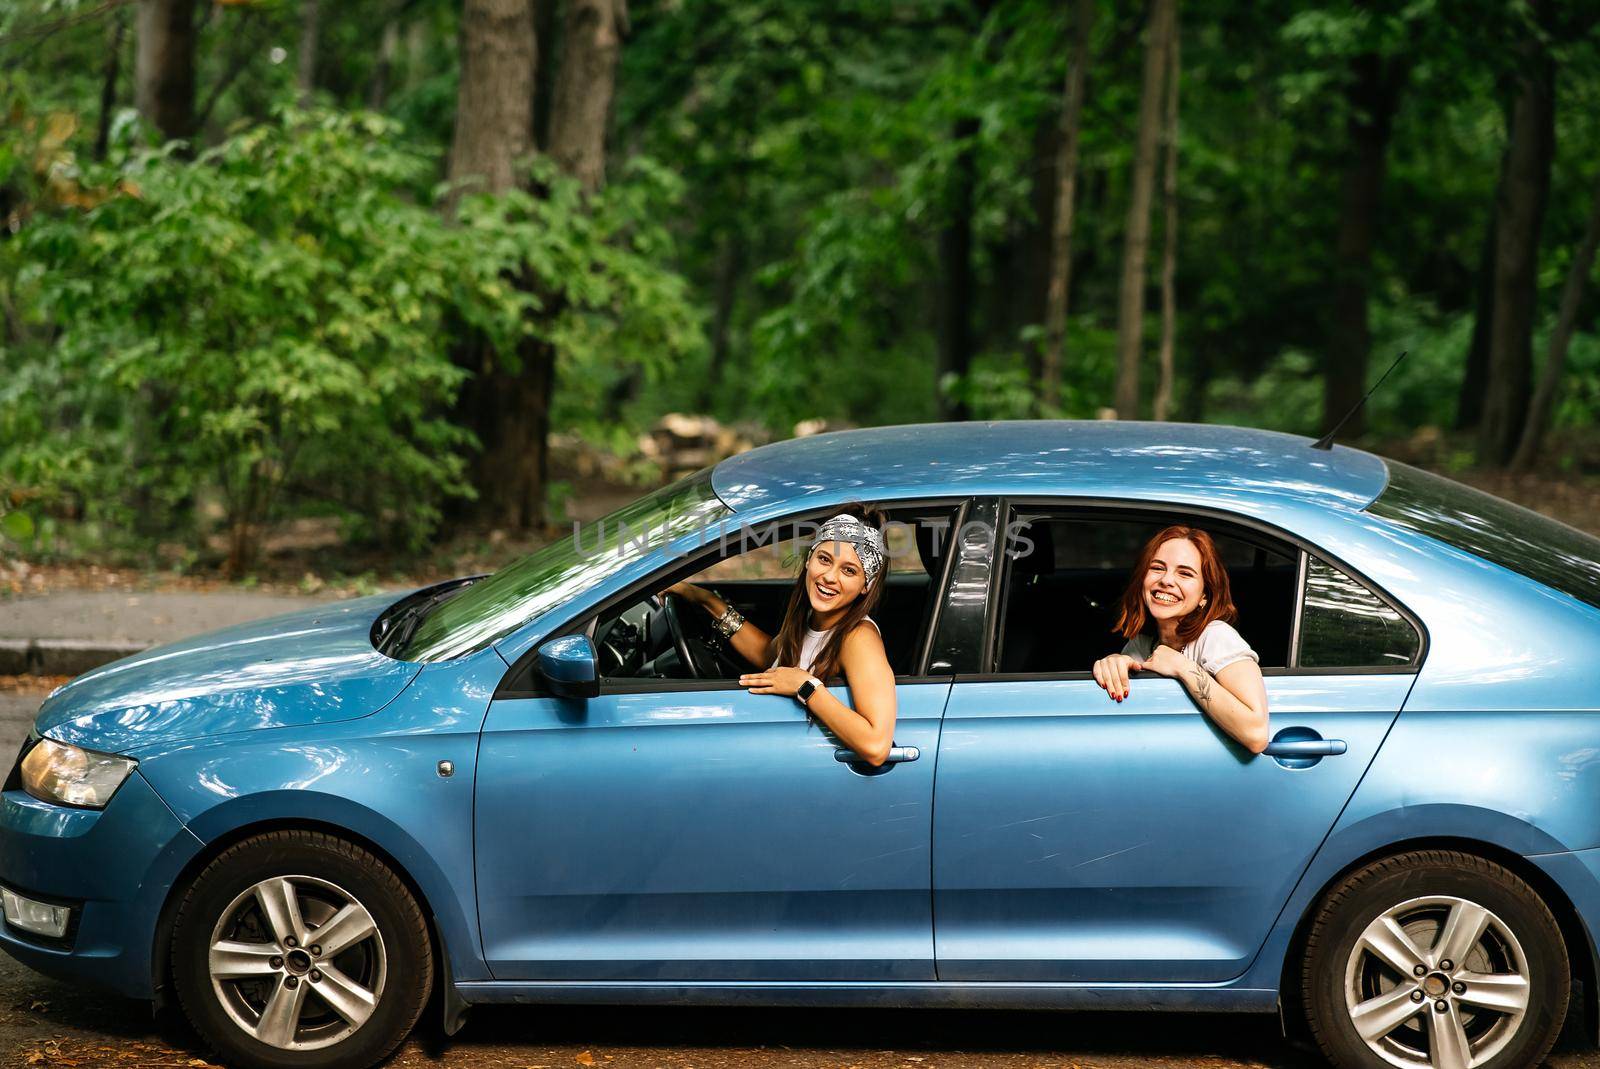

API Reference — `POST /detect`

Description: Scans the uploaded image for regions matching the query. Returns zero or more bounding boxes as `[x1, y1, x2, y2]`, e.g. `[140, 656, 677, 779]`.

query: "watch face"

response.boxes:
[798, 679, 816, 702]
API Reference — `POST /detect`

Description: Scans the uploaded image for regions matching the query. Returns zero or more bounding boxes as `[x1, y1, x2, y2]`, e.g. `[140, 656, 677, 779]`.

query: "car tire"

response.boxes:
[1302, 849, 1567, 1069]
[170, 830, 433, 1069]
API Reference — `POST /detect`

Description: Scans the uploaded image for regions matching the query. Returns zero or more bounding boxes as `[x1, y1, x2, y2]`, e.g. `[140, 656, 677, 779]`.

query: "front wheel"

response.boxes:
[171, 830, 433, 1069]
[1303, 849, 1568, 1069]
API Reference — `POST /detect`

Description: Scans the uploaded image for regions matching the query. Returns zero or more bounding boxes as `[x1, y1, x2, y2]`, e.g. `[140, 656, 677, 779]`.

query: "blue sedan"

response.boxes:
[3, 421, 1599, 1069]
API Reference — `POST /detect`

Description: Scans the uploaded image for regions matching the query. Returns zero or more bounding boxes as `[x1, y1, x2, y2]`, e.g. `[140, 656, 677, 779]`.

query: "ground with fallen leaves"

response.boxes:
[3, 947, 1600, 1069]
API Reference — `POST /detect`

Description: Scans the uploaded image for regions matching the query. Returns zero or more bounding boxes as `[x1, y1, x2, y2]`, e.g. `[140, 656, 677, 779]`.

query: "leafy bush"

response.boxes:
[2, 105, 703, 571]
[9, 109, 474, 570]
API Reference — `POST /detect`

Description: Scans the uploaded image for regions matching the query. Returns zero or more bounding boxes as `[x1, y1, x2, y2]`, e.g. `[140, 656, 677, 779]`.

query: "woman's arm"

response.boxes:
[738, 624, 898, 766]
[1143, 645, 1270, 754]
[662, 581, 773, 668]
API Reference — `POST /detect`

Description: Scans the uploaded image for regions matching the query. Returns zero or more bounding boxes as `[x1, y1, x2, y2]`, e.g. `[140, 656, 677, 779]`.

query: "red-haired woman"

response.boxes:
[1090, 526, 1270, 753]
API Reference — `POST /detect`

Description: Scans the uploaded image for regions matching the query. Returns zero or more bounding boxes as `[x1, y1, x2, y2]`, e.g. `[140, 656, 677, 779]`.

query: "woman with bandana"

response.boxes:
[663, 504, 898, 766]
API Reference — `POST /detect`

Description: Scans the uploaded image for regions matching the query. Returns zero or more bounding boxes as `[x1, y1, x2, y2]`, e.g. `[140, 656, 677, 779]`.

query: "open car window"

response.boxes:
[993, 509, 1298, 676]
[592, 504, 962, 685]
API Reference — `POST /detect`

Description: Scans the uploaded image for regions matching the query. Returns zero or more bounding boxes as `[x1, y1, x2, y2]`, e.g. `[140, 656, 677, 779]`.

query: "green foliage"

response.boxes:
[454, 154, 705, 438]
[1, 102, 700, 568]
[8, 109, 476, 566]
[5, 0, 1600, 577]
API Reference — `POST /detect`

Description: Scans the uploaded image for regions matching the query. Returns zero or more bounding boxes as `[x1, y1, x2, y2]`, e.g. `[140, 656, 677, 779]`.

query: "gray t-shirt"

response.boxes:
[1123, 619, 1258, 676]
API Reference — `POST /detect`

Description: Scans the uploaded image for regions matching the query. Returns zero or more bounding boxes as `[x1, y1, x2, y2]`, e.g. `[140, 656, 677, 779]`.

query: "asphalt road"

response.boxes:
[0, 684, 1596, 1068]
[0, 689, 38, 759]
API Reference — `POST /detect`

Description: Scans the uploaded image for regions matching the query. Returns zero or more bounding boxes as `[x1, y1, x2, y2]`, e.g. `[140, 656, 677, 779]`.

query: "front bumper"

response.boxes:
[0, 770, 202, 999]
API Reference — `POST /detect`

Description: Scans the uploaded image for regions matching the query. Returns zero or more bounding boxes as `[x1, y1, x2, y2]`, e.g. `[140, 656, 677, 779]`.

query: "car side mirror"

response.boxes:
[536, 634, 599, 699]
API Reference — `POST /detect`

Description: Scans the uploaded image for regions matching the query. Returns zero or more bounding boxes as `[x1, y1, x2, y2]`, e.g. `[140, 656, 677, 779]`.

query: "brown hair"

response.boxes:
[772, 503, 887, 681]
[1113, 526, 1237, 647]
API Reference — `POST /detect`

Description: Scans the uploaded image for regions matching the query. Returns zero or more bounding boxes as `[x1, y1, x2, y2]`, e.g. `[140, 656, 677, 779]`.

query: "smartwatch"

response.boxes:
[796, 676, 821, 706]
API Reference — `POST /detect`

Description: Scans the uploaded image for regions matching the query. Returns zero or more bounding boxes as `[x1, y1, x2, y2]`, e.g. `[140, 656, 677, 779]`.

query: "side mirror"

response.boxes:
[536, 634, 599, 699]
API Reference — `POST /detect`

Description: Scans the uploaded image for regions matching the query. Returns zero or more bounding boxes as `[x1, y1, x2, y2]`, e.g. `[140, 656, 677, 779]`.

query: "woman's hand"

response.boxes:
[739, 666, 811, 697]
[1092, 653, 1146, 702]
[1139, 644, 1190, 679]
[659, 580, 706, 604]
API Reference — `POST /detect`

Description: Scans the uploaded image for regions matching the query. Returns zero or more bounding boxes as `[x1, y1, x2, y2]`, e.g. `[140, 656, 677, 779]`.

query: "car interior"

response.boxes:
[592, 505, 960, 682]
[995, 512, 1298, 673]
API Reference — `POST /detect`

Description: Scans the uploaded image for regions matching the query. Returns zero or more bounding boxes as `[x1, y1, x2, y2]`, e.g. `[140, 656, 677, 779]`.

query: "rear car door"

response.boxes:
[931, 501, 1424, 982]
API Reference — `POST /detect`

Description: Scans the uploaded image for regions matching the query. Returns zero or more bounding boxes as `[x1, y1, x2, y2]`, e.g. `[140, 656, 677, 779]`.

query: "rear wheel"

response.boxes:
[1303, 849, 1567, 1069]
[171, 830, 432, 1069]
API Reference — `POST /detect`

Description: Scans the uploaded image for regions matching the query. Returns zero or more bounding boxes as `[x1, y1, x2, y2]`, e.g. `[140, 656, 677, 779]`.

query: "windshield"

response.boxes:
[1368, 461, 1600, 613]
[395, 469, 731, 662]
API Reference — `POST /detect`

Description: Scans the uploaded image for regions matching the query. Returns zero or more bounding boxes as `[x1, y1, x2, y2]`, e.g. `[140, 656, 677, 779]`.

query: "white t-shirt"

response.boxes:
[1122, 619, 1258, 676]
[772, 617, 880, 674]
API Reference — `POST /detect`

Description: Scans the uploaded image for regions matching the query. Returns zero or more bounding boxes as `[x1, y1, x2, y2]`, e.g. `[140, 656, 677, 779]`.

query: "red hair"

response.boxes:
[1113, 526, 1237, 646]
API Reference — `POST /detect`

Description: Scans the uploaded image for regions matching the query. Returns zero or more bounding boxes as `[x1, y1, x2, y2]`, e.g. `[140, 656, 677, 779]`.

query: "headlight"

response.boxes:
[20, 739, 137, 809]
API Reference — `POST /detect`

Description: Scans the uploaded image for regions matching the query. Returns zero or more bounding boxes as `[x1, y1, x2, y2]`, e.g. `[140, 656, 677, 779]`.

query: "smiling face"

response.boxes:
[806, 540, 868, 621]
[1142, 537, 1206, 625]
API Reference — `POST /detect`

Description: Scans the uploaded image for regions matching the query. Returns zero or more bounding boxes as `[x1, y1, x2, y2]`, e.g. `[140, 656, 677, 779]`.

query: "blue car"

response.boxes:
[4, 421, 1599, 1069]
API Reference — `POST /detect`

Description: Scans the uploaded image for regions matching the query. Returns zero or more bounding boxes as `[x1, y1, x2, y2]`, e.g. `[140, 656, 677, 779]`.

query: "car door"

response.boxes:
[931, 502, 1424, 983]
[474, 502, 964, 982]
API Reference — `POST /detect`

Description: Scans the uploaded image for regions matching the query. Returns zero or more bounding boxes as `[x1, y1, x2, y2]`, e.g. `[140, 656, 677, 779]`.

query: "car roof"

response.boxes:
[711, 420, 1389, 515]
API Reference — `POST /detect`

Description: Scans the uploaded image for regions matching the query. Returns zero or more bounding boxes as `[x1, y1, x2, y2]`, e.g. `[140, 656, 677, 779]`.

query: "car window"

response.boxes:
[993, 510, 1296, 674]
[1369, 460, 1600, 613]
[1297, 557, 1421, 669]
[396, 470, 729, 662]
[593, 504, 961, 684]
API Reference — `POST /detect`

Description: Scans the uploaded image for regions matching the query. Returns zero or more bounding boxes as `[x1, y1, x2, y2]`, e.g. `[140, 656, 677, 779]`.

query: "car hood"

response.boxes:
[33, 593, 421, 755]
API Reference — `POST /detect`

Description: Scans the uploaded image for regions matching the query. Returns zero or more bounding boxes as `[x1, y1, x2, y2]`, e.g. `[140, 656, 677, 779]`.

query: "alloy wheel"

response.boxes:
[1343, 894, 1529, 1069]
[207, 874, 388, 1051]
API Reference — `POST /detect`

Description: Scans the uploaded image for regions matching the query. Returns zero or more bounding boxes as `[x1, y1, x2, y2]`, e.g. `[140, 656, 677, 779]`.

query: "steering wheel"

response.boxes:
[650, 592, 716, 679]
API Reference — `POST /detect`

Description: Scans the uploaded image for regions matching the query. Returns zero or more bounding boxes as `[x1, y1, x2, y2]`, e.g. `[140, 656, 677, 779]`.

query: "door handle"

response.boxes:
[835, 745, 920, 764]
[1263, 739, 1347, 757]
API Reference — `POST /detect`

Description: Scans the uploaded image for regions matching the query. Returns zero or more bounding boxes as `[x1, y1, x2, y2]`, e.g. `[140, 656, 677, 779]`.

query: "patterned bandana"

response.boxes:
[809, 514, 887, 585]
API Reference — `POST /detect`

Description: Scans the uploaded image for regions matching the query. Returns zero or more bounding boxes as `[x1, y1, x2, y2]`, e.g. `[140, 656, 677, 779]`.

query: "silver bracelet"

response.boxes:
[713, 606, 745, 638]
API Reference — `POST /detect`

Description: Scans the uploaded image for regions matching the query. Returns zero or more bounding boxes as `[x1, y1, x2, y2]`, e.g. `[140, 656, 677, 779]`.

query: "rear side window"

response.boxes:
[1369, 461, 1600, 612]
[1298, 557, 1420, 669]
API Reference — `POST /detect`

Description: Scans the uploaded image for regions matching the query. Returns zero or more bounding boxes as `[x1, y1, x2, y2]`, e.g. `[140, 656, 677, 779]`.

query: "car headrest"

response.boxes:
[1009, 517, 1055, 581]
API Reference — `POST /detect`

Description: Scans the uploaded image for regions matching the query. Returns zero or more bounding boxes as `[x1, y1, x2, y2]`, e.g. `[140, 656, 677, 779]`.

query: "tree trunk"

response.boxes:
[547, 0, 626, 195]
[368, 19, 400, 109]
[1040, 0, 1094, 413]
[1153, 23, 1180, 422]
[1456, 198, 1499, 429]
[1321, 53, 1407, 438]
[938, 115, 979, 421]
[1112, 0, 1176, 420]
[447, 0, 542, 527]
[447, 0, 536, 208]
[297, 0, 320, 104]
[134, 0, 197, 141]
[702, 234, 743, 411]
[532, 0, 559, 150]
[94, 11, 128, 161]
[1478, 30, 1555, 466]
[1510, 168, 1600, 471]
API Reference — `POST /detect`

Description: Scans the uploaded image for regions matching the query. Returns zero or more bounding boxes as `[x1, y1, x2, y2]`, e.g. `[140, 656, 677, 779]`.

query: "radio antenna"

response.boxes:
[1311, 350, 1408, 451]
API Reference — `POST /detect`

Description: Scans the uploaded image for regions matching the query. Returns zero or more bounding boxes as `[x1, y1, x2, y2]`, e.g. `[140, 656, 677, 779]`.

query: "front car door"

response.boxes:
[932, 500, 1424, 983]
[475, 501, 965, 981]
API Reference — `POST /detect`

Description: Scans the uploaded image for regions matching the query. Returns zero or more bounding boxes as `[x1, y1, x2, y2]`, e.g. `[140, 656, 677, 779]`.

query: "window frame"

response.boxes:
[495, 498, 971, 699]
[968, 496, 1427, 683]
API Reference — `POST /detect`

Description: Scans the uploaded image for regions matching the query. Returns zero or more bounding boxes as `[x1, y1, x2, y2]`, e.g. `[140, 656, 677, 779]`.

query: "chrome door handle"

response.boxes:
[1263, 739, 1347, 757]
[835, 745, 920, 764]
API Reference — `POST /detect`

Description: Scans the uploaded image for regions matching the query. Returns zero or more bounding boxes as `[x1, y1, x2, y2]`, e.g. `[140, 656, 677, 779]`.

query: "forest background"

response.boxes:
[2, 0, 1600, 586]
